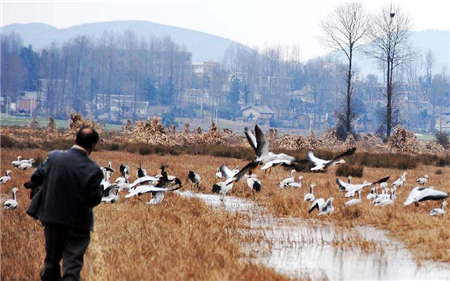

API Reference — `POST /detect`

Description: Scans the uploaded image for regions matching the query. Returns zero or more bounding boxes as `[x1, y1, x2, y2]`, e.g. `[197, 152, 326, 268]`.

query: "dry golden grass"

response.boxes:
[2, 147, 450, 281]
[1, 149, 290, 281]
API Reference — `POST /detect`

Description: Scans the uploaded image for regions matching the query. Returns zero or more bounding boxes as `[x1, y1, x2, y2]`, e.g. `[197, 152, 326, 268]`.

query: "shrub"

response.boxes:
[139, 146, 152, 155]
[336, 164, 364, 178]
[0, 135, 15, 148]
[435, 169, 443, 175]
[435, 131, 450, 148]
[33, 154, 45, 167]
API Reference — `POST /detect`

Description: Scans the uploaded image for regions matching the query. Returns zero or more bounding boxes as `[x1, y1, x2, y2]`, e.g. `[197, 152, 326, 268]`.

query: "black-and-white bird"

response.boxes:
[116, 164, 130, 191]
[127, 175, 160, 190]
[304, 183, 316, 202]
[417, 175, 429, 186]
[188, 171, 201, 190]
[374, 188, 396, 206]
[3, 187, 18, 209]
[286, 175, 303, 188]
[345, 190, 362, 206]
[392, 172, 407, 189]
[430, 200, 447, 216]
[307, 148, 356, 172]
[100, 168, 112, 191]
[126, 171, 182, 202]
[215, 164, 238, 180]
[102, 183, 120, 204]
[308, 197, 334, 215]
[212, 180, 234, 198]
[337, 176, 390, 197]
[246, 171, 261, 195]
[373, 188, 390, 205]
[245, 125, 297, 171]
[404, 186, 449, 206]
[119, 164, 130, 178]
[136, 162, 147, 178]
[0, 170, 11, 184]
[214, 162, 258, 199]
[103, 161, 115, 173]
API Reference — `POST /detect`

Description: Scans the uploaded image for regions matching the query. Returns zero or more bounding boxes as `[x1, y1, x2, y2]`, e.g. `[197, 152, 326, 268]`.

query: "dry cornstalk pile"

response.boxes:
[127, 118, 176, 146]
[64, 113, 101, 138]
[320, 129, 342, 147]
[387, 126, 421, 154]
[29, 117, 41, 129]
[270, 134, 313, 151]
[47, 117, 57, 134]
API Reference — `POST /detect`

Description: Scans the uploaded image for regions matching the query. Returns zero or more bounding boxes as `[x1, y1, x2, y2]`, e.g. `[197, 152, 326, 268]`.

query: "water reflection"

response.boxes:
[179, 191, 450, 280]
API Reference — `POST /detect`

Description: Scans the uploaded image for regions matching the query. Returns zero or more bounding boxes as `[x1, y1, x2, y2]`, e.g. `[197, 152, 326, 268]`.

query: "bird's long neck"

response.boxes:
[358, 191, 361, 200]
[12, 190, 17, 201]
[310, 185, 314, 194]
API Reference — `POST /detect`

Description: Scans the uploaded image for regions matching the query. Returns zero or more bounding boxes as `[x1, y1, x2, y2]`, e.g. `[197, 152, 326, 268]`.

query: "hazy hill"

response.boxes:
[1, 20, 246, 62]
[2, 21, 448, 76]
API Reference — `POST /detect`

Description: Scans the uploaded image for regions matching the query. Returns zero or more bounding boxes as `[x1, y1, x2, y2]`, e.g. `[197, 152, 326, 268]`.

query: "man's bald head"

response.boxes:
[75, 126, 99, 152]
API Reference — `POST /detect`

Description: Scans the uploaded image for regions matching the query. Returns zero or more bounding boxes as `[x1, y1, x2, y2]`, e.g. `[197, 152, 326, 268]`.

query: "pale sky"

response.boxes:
[1, 0, 449, 60]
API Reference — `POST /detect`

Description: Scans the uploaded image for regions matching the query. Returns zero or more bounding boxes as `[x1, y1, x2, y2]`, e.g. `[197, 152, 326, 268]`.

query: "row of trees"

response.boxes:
[1, 31, 191, 120]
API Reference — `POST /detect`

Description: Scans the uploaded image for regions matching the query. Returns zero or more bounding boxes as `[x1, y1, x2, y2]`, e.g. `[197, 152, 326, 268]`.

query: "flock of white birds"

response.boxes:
[1, 125, 449, 217]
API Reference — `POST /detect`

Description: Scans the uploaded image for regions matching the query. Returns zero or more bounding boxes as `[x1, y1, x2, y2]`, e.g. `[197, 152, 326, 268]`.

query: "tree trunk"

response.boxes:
[346, 51, 352, 134]
[386, 60, 392, 139]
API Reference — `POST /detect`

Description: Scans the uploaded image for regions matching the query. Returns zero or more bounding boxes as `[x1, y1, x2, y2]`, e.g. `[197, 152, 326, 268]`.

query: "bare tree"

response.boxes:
[366, 4, 417, 138]
[320, 2, 368, 135]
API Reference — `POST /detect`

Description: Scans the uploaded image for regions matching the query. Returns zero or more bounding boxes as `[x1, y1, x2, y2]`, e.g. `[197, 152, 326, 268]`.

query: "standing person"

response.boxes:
[26, 126, 104, 281]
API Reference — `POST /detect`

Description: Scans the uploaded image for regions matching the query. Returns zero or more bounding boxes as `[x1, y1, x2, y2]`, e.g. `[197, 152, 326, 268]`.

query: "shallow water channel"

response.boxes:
[179, 191, 450, 280]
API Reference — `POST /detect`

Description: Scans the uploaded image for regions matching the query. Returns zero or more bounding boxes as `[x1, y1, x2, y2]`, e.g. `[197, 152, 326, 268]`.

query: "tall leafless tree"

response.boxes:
[320, 2, 368, 135]
[366, 4, 417, 138]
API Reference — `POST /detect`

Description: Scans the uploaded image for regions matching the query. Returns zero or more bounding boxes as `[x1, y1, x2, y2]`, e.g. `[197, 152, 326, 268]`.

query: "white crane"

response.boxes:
[366, 187, 377, 200]
[245, 125, 296, 171]
[404, 186, 449, 206]
[392, 172, 407, 189]
[416, 175, 429, 186]
[338, 176, 390, 197]
[345, 190, 362, 206]
[0, 170, 12, 184]
[3, 187, 19, 209]
[308, 197, 334, 215]
[304, 183, 315, 202]
[17, 159, 35, 170]
[430, 200, 447, 216]
[307, 148, 356, 172]
[278, 169, 296, 188]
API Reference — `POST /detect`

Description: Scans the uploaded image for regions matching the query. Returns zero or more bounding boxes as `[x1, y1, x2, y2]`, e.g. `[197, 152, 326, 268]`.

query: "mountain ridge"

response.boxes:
[2, 21, 448, 75]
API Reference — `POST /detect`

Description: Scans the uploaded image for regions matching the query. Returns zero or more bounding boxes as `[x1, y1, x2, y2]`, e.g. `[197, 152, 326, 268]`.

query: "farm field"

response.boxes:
[1, 148, 450, 280]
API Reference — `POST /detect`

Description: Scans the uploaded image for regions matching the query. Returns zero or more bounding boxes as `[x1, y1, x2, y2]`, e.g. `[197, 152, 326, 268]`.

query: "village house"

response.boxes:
[241, 105, 275, 122]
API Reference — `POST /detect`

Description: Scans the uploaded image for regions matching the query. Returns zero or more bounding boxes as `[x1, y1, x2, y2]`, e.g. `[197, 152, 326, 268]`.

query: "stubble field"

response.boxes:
[1, 147, 450, 280]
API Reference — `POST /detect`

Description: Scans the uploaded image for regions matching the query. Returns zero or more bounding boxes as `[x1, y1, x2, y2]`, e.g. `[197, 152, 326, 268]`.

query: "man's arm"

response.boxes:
[87, 167, 104, 207]
[25, 154, 51, 198]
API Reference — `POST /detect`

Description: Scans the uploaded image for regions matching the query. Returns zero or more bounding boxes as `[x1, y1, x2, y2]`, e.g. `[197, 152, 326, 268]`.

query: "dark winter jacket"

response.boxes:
[26, 147, 103, 231]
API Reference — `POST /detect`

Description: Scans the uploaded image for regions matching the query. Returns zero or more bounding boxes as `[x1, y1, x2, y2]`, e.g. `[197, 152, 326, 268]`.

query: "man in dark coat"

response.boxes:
[26, 126, 104, 281]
